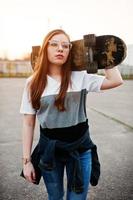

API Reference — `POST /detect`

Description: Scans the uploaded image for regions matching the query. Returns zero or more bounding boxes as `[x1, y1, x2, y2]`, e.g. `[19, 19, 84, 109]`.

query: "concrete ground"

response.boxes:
[0, 78, 133, 200]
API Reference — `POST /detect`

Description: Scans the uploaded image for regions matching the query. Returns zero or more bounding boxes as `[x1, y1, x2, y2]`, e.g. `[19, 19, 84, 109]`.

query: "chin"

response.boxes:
[54, 61, 65, 66]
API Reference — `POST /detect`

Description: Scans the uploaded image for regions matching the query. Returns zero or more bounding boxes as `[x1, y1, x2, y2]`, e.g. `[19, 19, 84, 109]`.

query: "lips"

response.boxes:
[55, 54, 64, 59]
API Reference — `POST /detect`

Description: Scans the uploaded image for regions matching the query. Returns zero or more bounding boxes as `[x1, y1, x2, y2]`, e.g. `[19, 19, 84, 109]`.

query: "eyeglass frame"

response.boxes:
[48, 40, 72, 50]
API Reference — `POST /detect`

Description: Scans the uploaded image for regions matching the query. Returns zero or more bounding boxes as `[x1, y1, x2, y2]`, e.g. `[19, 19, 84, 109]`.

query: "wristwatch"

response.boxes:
[22, 157, 31, 165]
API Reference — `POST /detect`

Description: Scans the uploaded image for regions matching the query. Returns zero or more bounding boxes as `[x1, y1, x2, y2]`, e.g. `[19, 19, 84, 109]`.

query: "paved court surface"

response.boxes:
[0, 78, 133, 200]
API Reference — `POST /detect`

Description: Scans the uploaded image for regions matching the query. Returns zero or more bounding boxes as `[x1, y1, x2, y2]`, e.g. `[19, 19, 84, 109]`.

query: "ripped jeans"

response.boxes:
[41, 150, 92, 200]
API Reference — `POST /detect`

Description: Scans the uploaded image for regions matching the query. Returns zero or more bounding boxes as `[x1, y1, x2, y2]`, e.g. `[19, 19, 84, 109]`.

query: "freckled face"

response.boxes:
[47, 33, 71, 66]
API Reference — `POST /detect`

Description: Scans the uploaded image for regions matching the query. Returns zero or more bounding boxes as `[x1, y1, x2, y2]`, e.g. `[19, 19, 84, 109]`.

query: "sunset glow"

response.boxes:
[0, 0, 133, 59]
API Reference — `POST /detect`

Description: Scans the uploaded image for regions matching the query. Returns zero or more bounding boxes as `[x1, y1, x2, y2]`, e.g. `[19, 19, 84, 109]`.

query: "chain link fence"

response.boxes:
[0, 60, 33, 77]
[0, 60, 133, 79]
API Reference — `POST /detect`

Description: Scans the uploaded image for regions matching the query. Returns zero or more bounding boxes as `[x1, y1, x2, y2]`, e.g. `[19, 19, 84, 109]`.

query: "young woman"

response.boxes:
[20, 29, 123, 200]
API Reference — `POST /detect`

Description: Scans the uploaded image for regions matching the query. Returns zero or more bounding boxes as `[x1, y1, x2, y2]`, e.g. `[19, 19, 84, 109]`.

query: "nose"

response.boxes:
[57, 44, 63, 52]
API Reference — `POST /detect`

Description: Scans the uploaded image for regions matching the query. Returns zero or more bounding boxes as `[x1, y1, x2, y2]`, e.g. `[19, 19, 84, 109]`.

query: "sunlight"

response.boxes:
[0, 0, 133, 59]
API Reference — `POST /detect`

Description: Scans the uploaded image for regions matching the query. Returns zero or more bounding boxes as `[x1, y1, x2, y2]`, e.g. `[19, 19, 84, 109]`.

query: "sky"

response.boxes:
[0, 0, 133, 59]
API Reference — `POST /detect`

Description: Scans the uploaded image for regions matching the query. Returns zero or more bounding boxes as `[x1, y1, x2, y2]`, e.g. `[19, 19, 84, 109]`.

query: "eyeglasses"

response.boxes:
[48, 40, 72, 50]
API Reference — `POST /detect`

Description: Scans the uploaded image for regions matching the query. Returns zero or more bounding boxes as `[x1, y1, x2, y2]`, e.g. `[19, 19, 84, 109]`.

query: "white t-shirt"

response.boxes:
[20, 70, 105, 129]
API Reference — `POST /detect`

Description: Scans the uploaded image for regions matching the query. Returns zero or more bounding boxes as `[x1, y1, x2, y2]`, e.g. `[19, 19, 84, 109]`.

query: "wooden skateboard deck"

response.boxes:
[71, 34, 127, 73]
[31, 34, 127, 73]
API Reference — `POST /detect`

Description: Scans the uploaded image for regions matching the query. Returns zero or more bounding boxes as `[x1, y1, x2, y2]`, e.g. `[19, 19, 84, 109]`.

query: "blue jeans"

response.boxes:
[41, 150, 92, 200]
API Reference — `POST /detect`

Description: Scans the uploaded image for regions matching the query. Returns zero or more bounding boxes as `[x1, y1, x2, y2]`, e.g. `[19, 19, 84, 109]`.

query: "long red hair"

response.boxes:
[29, 29, 72, 112]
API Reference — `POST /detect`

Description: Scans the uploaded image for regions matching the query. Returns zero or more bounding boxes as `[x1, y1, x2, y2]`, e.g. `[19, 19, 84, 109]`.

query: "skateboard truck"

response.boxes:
[84, 34, 98, 73]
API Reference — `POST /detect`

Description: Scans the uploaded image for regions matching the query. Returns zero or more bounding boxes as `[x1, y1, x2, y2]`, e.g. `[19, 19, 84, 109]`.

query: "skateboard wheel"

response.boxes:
[87, 62, 98, 73]
[84, 34, 96, 47]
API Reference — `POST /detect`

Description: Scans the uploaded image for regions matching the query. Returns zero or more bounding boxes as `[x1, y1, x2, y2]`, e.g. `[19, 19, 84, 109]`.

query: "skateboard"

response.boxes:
[31, 46, 40, 70]
[31, 34, 127, 73]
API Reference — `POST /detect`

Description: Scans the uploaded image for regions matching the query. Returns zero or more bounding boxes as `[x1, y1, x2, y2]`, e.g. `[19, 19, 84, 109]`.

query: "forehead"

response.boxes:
[50, 33, 69, 42]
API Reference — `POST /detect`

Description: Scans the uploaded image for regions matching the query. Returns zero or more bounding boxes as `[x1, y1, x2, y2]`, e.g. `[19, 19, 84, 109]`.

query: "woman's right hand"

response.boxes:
[23, 162, 36, 183]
